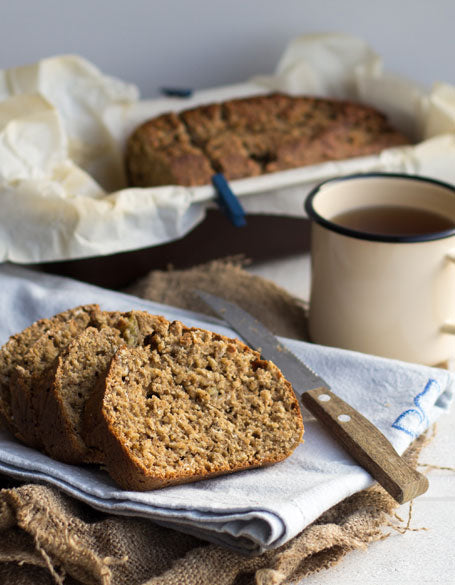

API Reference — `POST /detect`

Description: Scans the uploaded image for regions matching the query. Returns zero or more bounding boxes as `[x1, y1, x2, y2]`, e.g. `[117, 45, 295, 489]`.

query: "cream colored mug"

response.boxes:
[304, 173, 455, 366]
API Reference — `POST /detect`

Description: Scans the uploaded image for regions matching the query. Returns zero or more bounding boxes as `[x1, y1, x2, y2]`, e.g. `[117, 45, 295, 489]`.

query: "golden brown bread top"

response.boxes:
[125, 93, 409, 188]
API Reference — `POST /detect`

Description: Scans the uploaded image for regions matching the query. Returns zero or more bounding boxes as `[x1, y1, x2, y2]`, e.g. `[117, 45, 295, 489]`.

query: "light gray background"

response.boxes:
[0, 0, 453, 97]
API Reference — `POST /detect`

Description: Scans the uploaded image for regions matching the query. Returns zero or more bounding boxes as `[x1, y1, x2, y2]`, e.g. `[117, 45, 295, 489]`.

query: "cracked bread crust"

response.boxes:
[125, 111, 215, 187]
[83, 319, 304, 491]
[125, 93, 409, 188]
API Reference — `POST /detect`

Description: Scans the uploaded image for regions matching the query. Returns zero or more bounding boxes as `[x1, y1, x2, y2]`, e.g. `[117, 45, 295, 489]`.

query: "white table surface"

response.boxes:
[247, 253, 455, 584]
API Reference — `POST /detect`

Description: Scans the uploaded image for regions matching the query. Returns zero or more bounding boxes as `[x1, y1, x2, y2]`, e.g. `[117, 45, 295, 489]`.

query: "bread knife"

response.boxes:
[196, 290, 429, 504]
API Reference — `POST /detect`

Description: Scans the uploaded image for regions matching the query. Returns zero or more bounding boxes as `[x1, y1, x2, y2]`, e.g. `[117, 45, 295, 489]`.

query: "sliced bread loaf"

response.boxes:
[84, 319, 304, 491]
[0, 305, 98, 439]
[126, 93, 409, 187]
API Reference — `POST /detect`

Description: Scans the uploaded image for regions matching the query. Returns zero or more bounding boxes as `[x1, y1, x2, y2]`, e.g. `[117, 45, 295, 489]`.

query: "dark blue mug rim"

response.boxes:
[304, 172, 455, 243]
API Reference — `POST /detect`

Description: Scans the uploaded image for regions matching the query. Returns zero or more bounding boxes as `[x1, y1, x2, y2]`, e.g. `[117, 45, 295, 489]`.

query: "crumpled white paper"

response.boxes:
[1, 33, 455, 263]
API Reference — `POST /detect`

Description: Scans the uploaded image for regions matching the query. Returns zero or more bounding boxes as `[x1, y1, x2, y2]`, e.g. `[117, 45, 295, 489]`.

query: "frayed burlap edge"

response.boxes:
[0, 258, 442, 585]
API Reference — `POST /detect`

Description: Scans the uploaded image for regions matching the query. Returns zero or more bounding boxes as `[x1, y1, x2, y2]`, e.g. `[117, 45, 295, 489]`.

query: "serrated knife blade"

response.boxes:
[196, 290, 429, 504]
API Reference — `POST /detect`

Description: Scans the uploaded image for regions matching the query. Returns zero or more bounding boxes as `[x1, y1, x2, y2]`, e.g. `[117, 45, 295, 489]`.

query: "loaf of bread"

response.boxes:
[0, 308, 304, 491]
[125, 93, 409, 188]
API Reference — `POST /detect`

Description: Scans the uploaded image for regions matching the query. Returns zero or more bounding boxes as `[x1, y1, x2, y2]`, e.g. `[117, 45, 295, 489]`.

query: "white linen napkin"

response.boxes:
[0, 264, 452, 554]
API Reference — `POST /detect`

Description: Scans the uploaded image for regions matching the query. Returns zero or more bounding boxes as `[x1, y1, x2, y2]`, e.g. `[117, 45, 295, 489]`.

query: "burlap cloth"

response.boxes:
[0, 258, 431, 585]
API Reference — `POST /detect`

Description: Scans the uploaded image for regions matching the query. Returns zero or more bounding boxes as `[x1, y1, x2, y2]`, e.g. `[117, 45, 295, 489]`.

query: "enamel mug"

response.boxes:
[304, 173, 455, 366]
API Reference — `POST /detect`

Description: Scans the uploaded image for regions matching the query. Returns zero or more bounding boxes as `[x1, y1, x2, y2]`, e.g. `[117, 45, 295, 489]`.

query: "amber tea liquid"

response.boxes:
[331, 205, 455, 237]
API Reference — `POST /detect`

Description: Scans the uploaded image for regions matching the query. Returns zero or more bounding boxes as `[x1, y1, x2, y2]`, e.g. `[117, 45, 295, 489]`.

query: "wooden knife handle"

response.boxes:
[300, 387, 429, 504]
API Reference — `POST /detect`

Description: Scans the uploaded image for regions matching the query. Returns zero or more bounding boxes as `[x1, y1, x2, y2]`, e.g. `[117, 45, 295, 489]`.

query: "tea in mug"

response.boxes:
[331, 205, 455, 237]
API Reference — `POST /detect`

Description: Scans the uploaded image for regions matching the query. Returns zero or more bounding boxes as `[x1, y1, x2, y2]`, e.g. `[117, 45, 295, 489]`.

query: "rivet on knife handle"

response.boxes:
[301, 387, 429, 504]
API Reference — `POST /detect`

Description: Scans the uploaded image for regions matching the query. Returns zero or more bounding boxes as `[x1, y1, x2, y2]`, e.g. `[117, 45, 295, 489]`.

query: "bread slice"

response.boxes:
[0, 305, 98, 438]
[9, 312, 94, 447]
[38, 327, 124, 463]
[84, 319, 304, 491]
[38, 311, 168, 464]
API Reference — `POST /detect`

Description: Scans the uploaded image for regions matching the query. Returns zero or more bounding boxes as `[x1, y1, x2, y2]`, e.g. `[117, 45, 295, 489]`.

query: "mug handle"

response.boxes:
[442, 323, 455, 334]
[441, 250, 455, 334]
